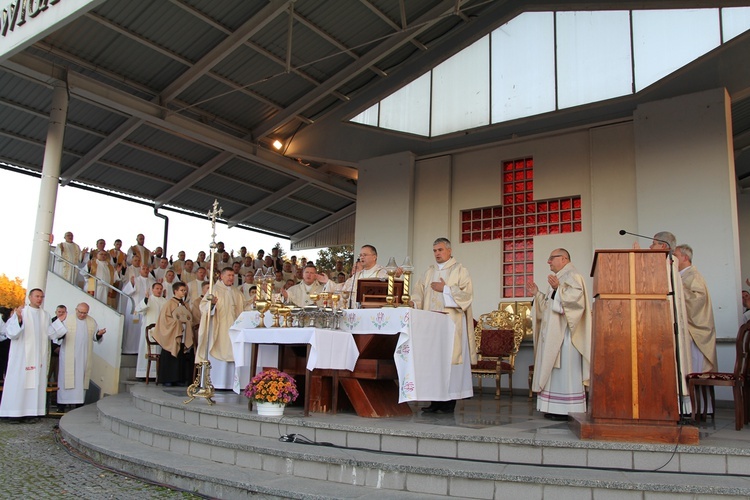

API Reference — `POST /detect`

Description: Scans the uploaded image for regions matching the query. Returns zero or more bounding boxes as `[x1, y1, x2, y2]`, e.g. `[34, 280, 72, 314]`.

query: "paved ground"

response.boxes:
[0, 416, 205, 499]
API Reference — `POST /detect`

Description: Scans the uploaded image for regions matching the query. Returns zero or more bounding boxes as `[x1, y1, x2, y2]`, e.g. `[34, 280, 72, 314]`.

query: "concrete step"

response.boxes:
[58, 390, 750, 499]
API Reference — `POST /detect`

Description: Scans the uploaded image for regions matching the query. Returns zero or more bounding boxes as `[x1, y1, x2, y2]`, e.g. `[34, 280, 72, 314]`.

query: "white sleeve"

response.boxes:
[48, 317, 67, 341]
[5, 313, 23, 340]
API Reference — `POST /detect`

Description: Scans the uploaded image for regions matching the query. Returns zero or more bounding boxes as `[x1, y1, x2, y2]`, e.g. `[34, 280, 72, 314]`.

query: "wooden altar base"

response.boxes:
[570, 413, 699, 445]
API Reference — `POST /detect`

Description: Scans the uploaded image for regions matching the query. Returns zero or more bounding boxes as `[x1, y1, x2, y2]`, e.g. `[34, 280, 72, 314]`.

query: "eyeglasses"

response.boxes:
[75, 310, 88, 315]
[547, 255, 565, 261]
[358, 253, 374, 258]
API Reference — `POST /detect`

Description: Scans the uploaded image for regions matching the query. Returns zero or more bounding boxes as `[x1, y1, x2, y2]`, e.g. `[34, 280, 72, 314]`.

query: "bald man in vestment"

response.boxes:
[54, 232, 84, 284]
[673, 245, 718, 373]
[411, 238, 475, 414]
[56, 303, 105, 411]
[196, 267, 244, 390]
[527, 248, 592, 420]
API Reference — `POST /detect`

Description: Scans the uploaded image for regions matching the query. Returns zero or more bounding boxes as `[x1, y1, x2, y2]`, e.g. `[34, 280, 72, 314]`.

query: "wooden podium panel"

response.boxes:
[572, 249, 698, 444]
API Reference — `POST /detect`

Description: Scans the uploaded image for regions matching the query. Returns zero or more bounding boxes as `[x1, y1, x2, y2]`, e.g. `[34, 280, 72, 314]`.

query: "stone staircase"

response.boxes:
[58, 385, 750, 499]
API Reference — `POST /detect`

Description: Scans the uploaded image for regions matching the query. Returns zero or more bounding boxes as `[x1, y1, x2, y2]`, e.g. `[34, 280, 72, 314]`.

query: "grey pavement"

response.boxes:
[0, 415, 205, 499]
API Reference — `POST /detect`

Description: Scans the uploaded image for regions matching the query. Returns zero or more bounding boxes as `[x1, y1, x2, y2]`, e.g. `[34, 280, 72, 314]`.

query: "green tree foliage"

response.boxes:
[315, 245, 353, 273]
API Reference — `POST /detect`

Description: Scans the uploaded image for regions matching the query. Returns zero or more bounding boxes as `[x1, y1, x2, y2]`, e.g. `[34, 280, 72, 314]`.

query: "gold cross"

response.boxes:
[207, 199, 223, 244]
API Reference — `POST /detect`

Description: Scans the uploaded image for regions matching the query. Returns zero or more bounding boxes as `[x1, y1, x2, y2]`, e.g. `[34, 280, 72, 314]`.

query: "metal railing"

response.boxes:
[49, 250, 136, 313]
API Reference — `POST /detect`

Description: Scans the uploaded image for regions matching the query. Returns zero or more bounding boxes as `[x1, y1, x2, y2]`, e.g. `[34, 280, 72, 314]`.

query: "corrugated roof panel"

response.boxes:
[125, 125, 219, 166]
[95, 0, 225, 62]
[81, 164, 171, 198]
[171, 189, 244, 217]
[291, 213, 355, 250]
[101, 145, 194, 182]
[0, 72, 52, 109]
[294, 185, 353, 212]
[246, 211, 306, 235]
[63, 128, 103, 156]
[296, 1, 391, 57]
[67, 98, 129, 135]
[214, 46, 316, 110]
[0, 137, 45, 168]
[44, 16, 188, 90]
[176, 75, 277, 130]
[0, 106, 48, 141]
[217, 158, 294, 191]
[269, 198, 327, 223]
[179, 0, 266, 32]
[194, 175, 264, 206]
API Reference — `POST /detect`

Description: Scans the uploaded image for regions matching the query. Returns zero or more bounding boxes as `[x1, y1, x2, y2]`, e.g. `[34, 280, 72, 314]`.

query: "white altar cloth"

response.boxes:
[340, 308, 457, 402]
[229, 308, 460, 404]
[229, 312, 359, 372]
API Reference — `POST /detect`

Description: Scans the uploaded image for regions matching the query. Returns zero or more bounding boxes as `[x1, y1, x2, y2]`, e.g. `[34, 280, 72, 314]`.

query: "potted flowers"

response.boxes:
[244, 368, 299, 416]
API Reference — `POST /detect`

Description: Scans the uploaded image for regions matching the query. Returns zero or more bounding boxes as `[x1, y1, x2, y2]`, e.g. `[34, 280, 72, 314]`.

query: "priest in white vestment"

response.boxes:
[674, 244, 718, 374]
[411, 238, 475, 413]
[528, 248, 592, 420]
[188, 267, 208, 302]
[87, 250, 119, 304]
[644, 232, 692, 413]
[0, 289, 65, 420]
[197, 268, 245, 390]
[54, 232, 84, 284]
[134, 283, 167, 379]
[320, 245, 388, 307]
[121, 264, 154, 354]
[282, 264, 332, 306]
[126, 234, 151, 267]
[56, 303, 104, 410]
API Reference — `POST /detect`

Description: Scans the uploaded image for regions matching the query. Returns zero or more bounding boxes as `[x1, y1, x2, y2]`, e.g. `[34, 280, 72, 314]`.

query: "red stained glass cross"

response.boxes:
[460, 157, 582, 298]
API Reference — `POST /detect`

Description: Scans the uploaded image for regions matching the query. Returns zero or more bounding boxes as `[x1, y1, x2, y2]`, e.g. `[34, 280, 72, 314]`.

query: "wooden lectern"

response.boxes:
[569, 249, 698, 444]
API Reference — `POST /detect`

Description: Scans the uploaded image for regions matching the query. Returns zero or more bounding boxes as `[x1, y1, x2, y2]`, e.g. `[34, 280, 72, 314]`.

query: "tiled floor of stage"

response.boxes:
[163, 388, 750, 450]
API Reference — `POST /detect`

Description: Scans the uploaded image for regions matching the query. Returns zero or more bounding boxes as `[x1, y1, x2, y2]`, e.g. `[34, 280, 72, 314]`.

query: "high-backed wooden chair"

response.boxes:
[471, 310, 524, 399]
[687, 321, 750, 430]
[145, 323, 160, 385]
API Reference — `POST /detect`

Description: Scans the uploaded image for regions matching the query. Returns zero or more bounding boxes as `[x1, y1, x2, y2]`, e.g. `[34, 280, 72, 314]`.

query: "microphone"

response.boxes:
[618, 229, 671, 249]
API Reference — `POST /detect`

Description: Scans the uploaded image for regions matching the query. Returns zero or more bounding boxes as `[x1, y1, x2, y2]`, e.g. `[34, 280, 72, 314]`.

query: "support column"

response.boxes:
[28, 80, 69, 291]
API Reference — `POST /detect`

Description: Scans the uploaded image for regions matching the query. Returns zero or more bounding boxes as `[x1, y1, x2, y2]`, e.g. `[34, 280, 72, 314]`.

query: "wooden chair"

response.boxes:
[145, 323, 160, 385]
[471, 310, 524, 399]
[687, 320, 750, 430]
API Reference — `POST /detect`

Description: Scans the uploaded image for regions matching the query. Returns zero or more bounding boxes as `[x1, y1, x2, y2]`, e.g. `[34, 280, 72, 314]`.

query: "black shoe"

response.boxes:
[421, 403, 439, 413]
[544, 413, 569, 421]
[56, 405, 67, 413]
[436, 400, 456, 414]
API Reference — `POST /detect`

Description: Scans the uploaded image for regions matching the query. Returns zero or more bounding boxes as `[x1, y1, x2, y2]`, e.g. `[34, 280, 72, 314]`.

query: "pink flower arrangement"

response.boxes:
[243, 369, 299, 404]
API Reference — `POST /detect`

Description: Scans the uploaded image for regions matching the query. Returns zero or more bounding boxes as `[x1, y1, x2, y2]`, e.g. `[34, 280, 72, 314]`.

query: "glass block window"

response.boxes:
[460, 157, 582, 298]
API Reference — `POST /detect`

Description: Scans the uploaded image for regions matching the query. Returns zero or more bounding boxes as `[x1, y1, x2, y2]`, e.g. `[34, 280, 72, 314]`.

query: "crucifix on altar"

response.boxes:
[460, 157, 582, 300]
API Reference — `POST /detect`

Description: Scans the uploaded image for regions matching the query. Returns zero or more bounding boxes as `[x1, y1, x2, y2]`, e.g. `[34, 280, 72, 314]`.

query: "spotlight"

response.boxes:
[272, 139, 283, 150]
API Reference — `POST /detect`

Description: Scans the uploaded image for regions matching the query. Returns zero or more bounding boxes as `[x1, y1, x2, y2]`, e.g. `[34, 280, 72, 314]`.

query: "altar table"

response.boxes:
[229, 308, 457, 417]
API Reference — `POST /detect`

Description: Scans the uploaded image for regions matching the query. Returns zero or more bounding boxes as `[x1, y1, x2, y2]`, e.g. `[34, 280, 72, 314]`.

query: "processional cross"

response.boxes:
[460, 158, 582, 298]
[185, 199, 223, 405]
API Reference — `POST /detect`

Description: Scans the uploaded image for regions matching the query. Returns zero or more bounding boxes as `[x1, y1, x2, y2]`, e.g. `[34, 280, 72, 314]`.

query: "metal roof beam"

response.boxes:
[227, 178, 306, 227]
[154, 151, 234, 207]
[161, 0, 289, 102]
[359, 0, 428, 51]
[251, 0, 459, 139]
[61, 116, 143, 185]
[0, 52, 356, 199]
[293, 13, 387, 78]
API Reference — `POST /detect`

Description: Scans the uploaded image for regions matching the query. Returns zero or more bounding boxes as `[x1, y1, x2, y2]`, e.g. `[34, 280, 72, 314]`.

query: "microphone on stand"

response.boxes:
[618, 229, 672, 250]
[348, 258, 359, 309]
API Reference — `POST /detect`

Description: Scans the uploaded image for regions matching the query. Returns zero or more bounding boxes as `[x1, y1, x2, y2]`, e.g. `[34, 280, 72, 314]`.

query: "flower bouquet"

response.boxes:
[244, 369, 299, 410]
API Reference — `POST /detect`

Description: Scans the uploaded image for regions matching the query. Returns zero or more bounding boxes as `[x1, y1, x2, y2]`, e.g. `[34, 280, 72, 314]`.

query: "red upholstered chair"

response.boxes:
[687, 320, 750, 430]
[471, 311, 524, 399]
